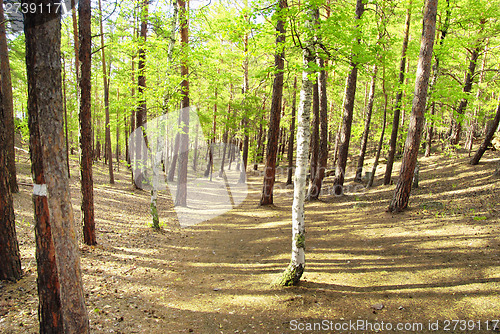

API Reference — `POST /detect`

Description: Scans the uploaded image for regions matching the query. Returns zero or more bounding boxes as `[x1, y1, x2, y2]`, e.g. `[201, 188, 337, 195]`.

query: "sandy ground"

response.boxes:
[1, 147, 499, 334]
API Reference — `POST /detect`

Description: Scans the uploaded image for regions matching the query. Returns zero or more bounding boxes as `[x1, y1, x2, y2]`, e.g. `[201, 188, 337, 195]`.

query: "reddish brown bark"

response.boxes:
[137, 0, 148, 130]
[384, 3, 411, 185]
[424, 0, 450, 157]
[309, 57, 328, 200]
[25, 2, 89, 332]
[79, 0, 96, 245]
[175, 0, 190, 207]
[355, 65, 377, 183]
[469, 96, 500, 165]
[334, 0, 364, 195]
[309, 80, 320, 183]
[388, 0, 438, 212]
[286, 76, 297, 186]
[260, 0, 287, 205]
[98, 0, 114, 184]
[0, 85, 22, 282]
[449, 45, 482, 146]
[367, 65, 388, 188]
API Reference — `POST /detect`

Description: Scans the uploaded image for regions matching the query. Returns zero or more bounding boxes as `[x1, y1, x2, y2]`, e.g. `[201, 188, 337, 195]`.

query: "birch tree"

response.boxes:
[275, 6, 315, 287]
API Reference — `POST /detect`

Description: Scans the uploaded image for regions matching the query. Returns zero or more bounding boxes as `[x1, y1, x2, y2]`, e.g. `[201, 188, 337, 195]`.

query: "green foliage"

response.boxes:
[5, 0, 500, 179]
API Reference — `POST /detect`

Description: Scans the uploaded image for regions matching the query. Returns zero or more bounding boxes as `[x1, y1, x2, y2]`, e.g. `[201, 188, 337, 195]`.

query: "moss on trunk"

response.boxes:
[273, 262, 304, 287]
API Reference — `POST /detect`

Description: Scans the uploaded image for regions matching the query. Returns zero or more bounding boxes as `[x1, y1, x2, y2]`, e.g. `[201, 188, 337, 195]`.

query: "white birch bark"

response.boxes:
[276, 9, 315, 286]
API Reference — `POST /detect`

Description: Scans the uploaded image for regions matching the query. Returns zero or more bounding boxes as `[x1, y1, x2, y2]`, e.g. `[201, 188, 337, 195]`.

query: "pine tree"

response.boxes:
[388, 0, 439, 213]
[25, 1, 89, 330]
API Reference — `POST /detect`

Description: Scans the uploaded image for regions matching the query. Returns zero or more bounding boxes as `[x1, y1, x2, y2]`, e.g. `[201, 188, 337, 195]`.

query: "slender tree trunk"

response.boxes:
[136, 0, 148, 130]
[466, 43, 488, 154]
[276, 8, 315, 287]
[260, 0, 287, 206]
[424, 0, 450, 157]
[469, 96, 500, 165]
[127, 56, 136, 166]
[193, 122, 199, 171]
[219, 98, 232, 177]
[286, 76, 297, 186]
[175, 0, 190, 207]
[254, 117, 263, 170]
[0, 0, 18, 193]
[25, 2, 89, 331]
[134, 0, 148, 191]
[309, 80, 320, 182]
[98, 0, 114, 184]
[334, 0, 364, 195]
[309, 56, 328, 200]
[0, 85, 22, 282]
[239, 26, 250, 184]
[71, 0, 79, 82]
[384, 3, 411, 185]
[62, 56, 70, 178]
[449, 45, 482, 146]
[168, 130, 180, 181]
[367, 66, 388, 188]
[355, 64, 377, 182]
[115, 90, 120, 170]
[388, 0, 438, 213]
[424, 102, 435, 157]
[79, 0, 96, 245]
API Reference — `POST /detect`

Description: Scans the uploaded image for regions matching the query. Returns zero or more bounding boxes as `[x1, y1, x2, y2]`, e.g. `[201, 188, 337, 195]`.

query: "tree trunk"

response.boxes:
[424, 102, 435, 157]
[168, 131, 180, 181]
[98, 0, 114, 184]
[0, 0, 18, 193]
[115, 91, 120, 170]
[367, 65, 388, 188]
[466, 43, 488, 154]
[136, 0, 148, 130]
[388, 0, 438, 213]
[175, 0, 190, 207]
[71, 0, 79, 82]
[449, 45, 482, 146]
[25, 2, 90, 331]
[355, 64, 377, 183]
[469, 96, 500, 165]
[276, 9, 315, 287]
[127, 56, 136, 166]
[333, 0, 364, 195]
[424, 0, 450, 157]
[238, 30, 250, 184]
[254, 116, 263, 170]
[286, 76, 297, 186]
[260, 0, 287, 206]
[384, 3, 411, 185]
[309, 56, 328, 200]
[62, 56, 70, 178]
[0, 85, 22, 282]
[79, 0, 96, 245]
[309, 80, 320, 183]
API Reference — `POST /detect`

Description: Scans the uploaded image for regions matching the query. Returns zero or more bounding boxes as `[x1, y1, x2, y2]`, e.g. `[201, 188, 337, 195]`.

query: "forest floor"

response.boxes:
[1, 145, 500, 334]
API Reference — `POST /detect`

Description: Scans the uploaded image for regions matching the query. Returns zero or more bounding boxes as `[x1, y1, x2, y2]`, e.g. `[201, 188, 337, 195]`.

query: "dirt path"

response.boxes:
[1, 150, 499, 333]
